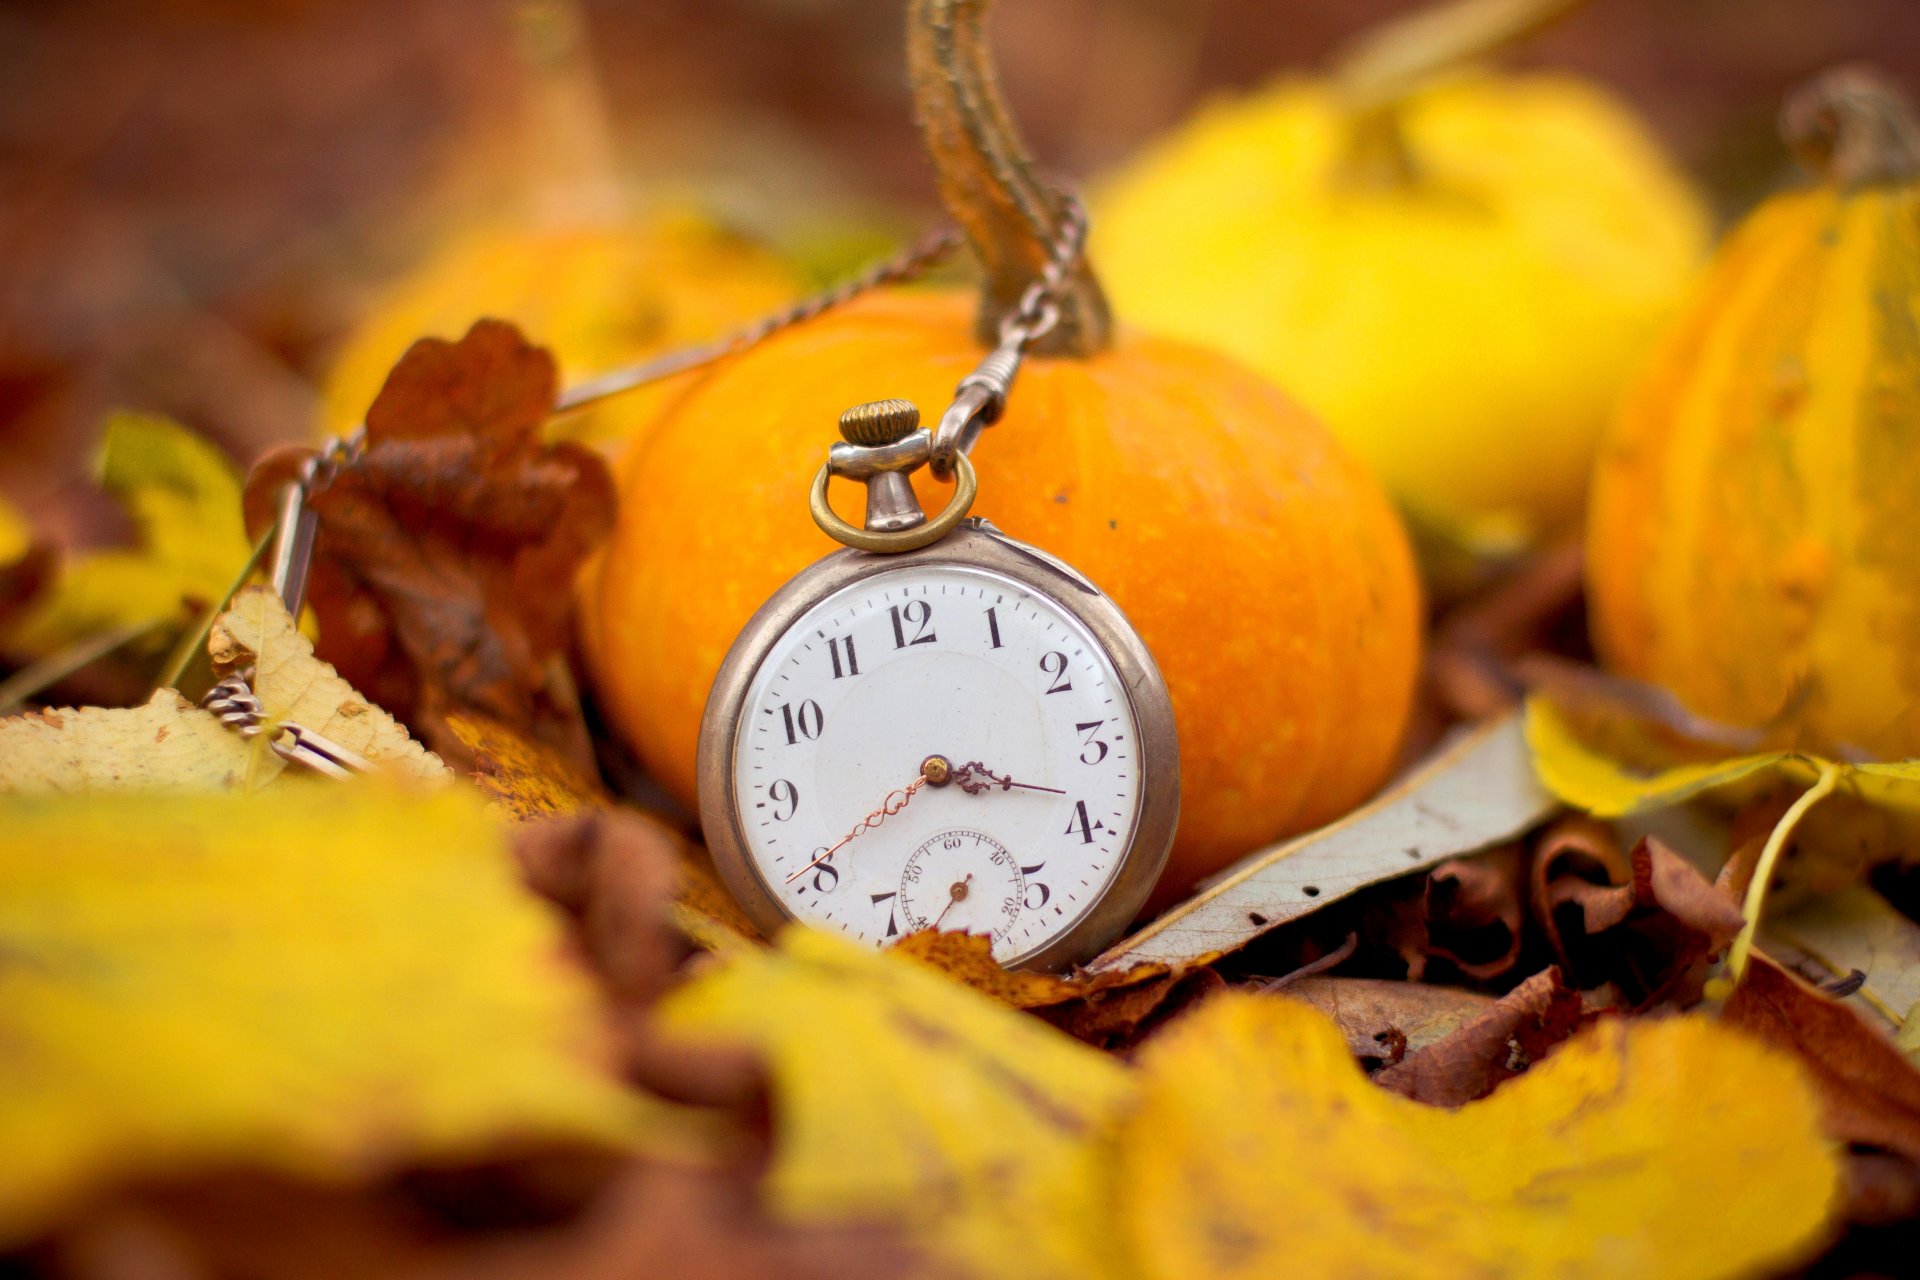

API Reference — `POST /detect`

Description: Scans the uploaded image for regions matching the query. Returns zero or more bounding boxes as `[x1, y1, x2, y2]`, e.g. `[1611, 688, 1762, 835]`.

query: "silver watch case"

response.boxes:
[695, 518, 1180, 971]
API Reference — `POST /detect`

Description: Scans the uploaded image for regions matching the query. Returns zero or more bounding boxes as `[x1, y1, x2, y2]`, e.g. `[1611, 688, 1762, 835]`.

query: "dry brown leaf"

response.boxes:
[421, 1161, 918, 1280]
[1764, 885, 1920, 1038]
[242, 319, 616, 778]
[447, 710, 606, 820]
[210, 583, 448, 786]
[1373, 966, 1588, 1105]
[510, 809, 763, 1109]
[889, 929, 1209, 1049]
[66, 1159, 915, 1280]
[1529, 814, 1633, 966]
[1528, 832, 1743, 1013]
[0, 690, 253, 793]
[1281, 976, 1496, 1064]
[513, 809, 692, 1009]
[1425, 845, 1526, 980]
[1094, 711, 1557, 971]
[1723, 951, 1920, 1162]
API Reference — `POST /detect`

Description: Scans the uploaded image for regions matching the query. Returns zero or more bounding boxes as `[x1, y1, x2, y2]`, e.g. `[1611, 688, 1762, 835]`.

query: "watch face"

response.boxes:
[725, 560, 1147, 965]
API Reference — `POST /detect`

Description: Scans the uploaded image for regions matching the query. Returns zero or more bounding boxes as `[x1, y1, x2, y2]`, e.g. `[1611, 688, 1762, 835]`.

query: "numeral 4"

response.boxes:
[1065, 800, 1105, 845]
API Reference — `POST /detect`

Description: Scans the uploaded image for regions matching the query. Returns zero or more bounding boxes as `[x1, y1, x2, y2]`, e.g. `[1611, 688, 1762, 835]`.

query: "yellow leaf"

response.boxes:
[0, 784, 644, 1245]
[0, 493, 29, 566]
[1526, 694, 1920, 817]
[0, 690, 256, 793]
[5, 414, 251, 656]
[445, 710, 601, 820]
[210, 584, 448, 786]
[1120, 994, 1839, 1280]
[656, 928, 1135, 1280]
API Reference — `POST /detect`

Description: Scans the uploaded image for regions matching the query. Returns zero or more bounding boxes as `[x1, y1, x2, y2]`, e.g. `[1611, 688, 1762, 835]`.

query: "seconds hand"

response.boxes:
[933, 874, 974, 928]
[784, 754, 1064, 884]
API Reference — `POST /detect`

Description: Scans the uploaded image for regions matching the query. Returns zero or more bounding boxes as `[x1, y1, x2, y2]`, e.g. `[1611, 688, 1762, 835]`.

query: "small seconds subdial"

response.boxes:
[899, 829, 1025, 942]
[728, 561, 1143, 965]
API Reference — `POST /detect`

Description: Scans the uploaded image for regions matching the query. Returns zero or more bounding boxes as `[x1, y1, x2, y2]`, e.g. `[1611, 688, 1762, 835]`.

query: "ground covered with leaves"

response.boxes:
[3, 314, 1919, 1280]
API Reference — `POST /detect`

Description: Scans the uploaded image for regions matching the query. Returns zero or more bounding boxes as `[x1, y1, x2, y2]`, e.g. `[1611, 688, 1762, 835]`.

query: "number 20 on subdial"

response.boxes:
[731, 562, 1144, 962]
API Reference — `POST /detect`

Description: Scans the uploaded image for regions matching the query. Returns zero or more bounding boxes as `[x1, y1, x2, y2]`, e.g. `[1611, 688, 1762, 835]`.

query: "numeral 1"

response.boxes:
[985, 605, 1003, 649]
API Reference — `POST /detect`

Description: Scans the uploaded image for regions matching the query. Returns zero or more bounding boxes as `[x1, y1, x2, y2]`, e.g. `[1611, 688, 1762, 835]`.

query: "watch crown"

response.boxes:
[839, 399, 921, 446]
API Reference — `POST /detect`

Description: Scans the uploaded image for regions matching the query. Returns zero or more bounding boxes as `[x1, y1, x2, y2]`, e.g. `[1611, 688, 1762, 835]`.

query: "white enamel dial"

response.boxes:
[729, 562, 1144, 964]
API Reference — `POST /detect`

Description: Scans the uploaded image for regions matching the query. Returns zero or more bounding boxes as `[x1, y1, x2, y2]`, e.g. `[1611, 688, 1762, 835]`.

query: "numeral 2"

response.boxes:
[1040, 650, 1072, 694]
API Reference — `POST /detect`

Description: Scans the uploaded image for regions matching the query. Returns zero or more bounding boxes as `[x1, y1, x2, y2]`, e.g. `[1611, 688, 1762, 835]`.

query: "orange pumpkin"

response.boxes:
[584, 0, 1423, 906]
[1588, 69, 1920, 759]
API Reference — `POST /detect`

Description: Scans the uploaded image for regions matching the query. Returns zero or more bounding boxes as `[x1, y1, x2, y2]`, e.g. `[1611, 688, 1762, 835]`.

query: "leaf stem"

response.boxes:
[1727, 763, 1843, 982]
[152, 528, 274, 695]
[0, 618, 166, 716]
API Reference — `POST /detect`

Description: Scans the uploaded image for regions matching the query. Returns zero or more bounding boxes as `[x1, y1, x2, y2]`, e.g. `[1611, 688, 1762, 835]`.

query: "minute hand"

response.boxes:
[949, 762, 1066, 796]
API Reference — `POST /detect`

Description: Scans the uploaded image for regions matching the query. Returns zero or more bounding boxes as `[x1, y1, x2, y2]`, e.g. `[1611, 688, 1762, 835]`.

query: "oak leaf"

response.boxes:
[243, 319, 615, 777]
[1119, 994, 1840, 1280]
[656, 928, 1136, 1280]
[4, 413, 250, 658]
[0, 785, 644, 1246]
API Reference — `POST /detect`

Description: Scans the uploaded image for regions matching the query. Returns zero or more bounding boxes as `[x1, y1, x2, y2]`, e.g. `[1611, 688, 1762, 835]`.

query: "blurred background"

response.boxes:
[2, 0, 1915, 546]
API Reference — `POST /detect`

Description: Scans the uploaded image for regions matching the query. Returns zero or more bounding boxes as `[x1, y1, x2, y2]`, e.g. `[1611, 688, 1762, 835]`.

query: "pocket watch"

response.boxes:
[697, 202, 1180, 970]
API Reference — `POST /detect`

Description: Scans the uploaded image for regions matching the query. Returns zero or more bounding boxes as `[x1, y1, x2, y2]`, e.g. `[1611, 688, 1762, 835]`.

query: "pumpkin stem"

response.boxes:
[907, 0, 1111, 357]
[513, 0, 624, 224]
[1333, 0, 1581, 187]
[1783, 66, 1920, 190]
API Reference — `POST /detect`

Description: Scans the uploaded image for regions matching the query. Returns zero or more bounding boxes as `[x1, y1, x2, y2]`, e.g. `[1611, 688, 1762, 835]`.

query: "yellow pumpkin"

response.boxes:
[322, 214, 799, 448]
[1095, 0, 1710, 556]
[583, 0, 1424, 908]
[1588, 68, 1920, 761]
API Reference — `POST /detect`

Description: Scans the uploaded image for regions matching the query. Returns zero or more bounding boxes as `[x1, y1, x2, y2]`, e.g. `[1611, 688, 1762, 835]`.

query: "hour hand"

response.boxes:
[924, 756, 1065, 796]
